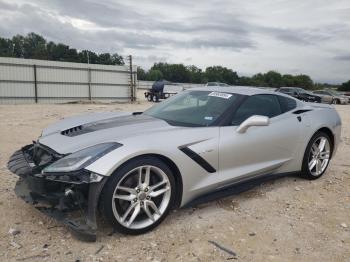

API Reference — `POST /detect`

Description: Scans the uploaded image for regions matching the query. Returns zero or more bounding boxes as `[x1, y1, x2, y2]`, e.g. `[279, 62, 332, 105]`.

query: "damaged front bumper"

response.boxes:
[7, 144, 107, 242]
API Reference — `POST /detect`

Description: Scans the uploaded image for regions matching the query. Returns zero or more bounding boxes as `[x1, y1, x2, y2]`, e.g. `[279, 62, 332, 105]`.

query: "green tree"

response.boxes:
[147, 69, 163, 81]
[22, 33, 47, 59]
[111, 53, 124, 65]
[98, 53, 113, 65]
[65, 48, 79, 62]
[293, 74, 313, 89]
[12, 34, 25, 58]
[0, 33, 124, 65]
[137, 67, 147, 80]
[264, 71, 283, 87]
[237, 76, 252, 86]
[204, 66, 238, 85]
[0, 38, 14, 57]
[282, 74, 295, 86]
[338, 80, 350, 91]
[250, 73, 267, 86]
[151, 63, 191, 82]
[52, 43, 69, 61]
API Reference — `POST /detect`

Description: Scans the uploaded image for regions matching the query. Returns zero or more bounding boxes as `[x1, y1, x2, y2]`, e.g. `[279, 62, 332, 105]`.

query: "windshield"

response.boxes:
[295, 88, 305, 92]
[144, 90, 241, 126]
[326, 89, 340, 96]
[304, 90, 314, 95]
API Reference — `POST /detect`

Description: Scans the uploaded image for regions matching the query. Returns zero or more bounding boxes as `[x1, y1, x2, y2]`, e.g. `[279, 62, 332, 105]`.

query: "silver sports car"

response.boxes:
[8, 86, 341, 241]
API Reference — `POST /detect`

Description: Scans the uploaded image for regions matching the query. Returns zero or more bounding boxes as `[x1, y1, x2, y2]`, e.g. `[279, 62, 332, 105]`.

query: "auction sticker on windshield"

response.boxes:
[208, 92, 232, 99]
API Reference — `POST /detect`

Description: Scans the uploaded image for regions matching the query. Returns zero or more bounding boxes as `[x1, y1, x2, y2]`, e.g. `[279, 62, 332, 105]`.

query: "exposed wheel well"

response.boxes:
[108, 154, 183, 208]
[316, 127, 334, 158]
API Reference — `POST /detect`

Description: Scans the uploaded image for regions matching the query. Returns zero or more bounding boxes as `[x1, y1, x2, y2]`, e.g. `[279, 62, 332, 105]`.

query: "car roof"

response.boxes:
[189, 85, 278, 96]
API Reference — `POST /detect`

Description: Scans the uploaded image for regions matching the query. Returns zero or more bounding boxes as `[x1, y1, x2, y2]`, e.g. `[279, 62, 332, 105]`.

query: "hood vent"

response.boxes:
[61, 125, 83, 137]
[59, 115, 160, 137]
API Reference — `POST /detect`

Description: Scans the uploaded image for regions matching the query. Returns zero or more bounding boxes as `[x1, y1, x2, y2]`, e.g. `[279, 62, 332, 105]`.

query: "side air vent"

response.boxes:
[293, 109, 312, 114]
[61, 125, 83, 137]
[179, 146, 216, 173]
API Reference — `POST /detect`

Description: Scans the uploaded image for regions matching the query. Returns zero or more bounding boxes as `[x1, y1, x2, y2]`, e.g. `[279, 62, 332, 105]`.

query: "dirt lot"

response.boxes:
[0, 98, 349, 261]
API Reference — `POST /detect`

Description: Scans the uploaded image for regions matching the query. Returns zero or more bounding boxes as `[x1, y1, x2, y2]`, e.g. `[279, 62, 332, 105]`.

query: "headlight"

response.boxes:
[43, 143, 122, 173]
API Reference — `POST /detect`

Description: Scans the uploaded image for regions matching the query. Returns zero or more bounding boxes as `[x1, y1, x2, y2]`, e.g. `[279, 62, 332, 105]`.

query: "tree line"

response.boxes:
[0, 33, 348, 91]
[138, 63, 346, 90]
[0, 33, 124, 65]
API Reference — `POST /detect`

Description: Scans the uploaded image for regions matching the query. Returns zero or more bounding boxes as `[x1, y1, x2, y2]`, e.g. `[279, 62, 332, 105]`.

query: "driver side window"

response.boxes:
[231, 95, 282, 125]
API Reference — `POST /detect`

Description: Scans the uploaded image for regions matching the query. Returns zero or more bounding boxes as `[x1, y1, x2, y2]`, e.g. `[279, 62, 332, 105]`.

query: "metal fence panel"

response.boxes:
[37, 83, 89, 98]
[91, 70, 129, 85]
[37, 67, 88, 83]
[91, 84, 130, 99]
[0, 57, 136, 104]
[0, 63, 34, 81]
[0, 82, 34, 104]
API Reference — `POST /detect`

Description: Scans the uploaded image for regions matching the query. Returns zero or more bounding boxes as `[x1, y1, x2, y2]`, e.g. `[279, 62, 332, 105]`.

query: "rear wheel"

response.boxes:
[301, 132, 332, 180]
[333, 99, 340, 104]
[147, 94, 152, 102]
[101, 157, 176, 234]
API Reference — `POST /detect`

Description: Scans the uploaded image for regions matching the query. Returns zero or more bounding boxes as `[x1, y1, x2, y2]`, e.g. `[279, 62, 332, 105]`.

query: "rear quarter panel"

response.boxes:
[301, 106, 341, 160]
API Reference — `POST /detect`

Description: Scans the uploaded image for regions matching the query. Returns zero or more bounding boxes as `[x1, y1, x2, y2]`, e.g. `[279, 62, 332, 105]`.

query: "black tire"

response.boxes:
[152, 94, 159, 102]
[333, 99, 340, 104]
[301, 131, 332, 180]
[101, 156, 176, 235]
[147, 94, 152, 102]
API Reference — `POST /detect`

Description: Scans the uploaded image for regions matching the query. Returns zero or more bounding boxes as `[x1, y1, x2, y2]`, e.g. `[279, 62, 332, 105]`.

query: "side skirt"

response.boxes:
[184, 171, 299, 208]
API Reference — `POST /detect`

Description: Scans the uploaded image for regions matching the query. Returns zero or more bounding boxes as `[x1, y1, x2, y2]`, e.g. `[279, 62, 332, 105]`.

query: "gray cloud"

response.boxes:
[334, 54, 350, 61]
[0, 0, 349, 82]
[0, 0, 336, 49]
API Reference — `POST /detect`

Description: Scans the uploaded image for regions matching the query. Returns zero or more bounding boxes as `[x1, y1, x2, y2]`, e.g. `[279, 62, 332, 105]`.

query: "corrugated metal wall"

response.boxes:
[0, 57, 137, 104]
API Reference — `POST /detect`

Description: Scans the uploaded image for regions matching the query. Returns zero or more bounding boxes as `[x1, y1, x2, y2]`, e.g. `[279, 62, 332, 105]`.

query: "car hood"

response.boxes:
[39, 111, 178, 154]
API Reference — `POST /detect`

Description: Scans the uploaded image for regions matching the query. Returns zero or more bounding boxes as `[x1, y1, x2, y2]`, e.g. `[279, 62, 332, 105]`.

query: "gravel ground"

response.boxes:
[0, 98, 349, 261]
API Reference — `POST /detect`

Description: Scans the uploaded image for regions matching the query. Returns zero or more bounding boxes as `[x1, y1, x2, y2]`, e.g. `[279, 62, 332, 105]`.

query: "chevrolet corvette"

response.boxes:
[8, 86, 341, 241]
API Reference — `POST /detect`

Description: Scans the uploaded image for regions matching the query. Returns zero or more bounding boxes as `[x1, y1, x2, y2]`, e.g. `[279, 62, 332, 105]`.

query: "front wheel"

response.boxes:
[101, 157, 176, 234]
[301, 132, 332, 180]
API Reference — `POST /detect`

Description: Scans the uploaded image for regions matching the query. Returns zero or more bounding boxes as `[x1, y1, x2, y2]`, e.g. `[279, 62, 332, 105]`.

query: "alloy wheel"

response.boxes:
[308, 136, 330, 176]
[111, 165, 171, 229]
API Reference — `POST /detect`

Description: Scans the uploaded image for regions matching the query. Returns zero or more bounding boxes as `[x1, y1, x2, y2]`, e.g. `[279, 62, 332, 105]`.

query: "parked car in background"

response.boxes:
[313, 90, 348, 104]
[311, 90, 333, 104]
[206, 82, 230, 87]
[342, 92, 350, 103]
[258, 87, 277, 92]
[275, 87, 322, 103]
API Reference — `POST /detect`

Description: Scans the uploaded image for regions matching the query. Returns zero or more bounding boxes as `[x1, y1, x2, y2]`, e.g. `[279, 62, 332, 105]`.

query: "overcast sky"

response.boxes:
[0, 0, 349, 83]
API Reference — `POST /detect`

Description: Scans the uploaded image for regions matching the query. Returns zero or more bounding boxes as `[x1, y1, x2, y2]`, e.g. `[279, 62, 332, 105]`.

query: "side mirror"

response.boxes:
[236, 115, 270, 134]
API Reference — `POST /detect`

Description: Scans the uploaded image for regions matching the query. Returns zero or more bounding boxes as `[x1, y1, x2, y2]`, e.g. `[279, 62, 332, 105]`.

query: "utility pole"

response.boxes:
[128, 55, 135, 102]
